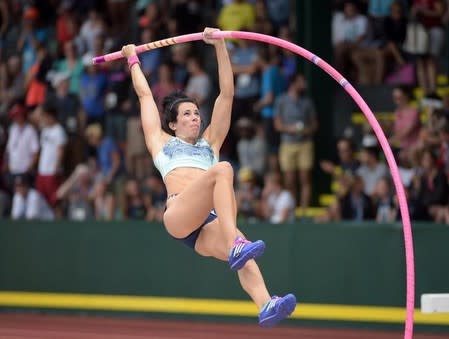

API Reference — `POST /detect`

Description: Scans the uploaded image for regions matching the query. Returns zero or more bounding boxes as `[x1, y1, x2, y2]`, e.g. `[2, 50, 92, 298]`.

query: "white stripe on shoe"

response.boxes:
[265, 298, 278, 311]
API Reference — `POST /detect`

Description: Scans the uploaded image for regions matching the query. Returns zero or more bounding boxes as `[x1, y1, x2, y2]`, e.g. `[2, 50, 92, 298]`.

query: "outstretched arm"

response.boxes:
[121, 44, 166, 155]
[202, 28, 234, 153]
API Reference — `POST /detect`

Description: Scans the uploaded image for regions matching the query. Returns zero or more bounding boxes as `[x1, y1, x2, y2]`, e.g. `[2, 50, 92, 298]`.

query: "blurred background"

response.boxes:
[0, 0, 448, 338]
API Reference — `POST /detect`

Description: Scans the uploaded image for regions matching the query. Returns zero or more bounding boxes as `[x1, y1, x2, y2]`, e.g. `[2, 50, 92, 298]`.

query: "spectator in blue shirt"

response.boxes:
[79, 53, 108, 126]
[253, 47, 284, 170]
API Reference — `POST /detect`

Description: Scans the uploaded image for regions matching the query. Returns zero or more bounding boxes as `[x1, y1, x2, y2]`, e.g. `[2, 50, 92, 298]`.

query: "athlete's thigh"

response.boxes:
[195, 219, 245, 261]
[164, 169, 217, 238]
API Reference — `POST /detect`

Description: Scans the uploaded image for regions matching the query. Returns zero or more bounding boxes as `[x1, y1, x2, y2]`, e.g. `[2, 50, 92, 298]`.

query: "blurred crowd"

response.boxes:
[320, 0, 449, 224]
[332, 0, 449, 93]
[1, 0, 449, 225]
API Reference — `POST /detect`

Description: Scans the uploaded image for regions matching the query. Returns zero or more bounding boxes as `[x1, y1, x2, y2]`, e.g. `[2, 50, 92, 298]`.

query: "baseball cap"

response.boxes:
[7, 103, 27, 119]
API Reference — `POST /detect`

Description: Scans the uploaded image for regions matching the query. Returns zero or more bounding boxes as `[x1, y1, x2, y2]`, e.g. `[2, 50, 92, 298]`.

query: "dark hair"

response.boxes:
[41, 99, 58, 119]
[421, 147, 438, 162]
[364, 146, 380, 160]
[287, 73, 305, 90]
[393, 85, 413, 101]
[162, 92, 198, 136]
[337, 137, 355, 151]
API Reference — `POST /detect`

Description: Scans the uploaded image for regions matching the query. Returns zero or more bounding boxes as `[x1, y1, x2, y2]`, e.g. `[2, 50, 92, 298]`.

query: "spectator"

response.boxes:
[217, 0, 256, 32]
[55, 1, 77, 53]
[76, 8, 105, 55]
[253, 47, 284, 171]
[11, 174, 54, 220]
[0, 55, 25, 115]
[332, 0, 368, 78]
[411, 147, 449, 221]
[4, 102, 39, 191]
[320, 137, 360, 178]
[91, 179, 115, 220]
[47, 71, 85, 175]
[365, 0, 396, 43]
[170, 43, 191, 87]
[372, 176, 398, 223]
[254, 0, 274, 36]
[389, 86, 421, 164]
[139, 28, 162, 83]
[265, 0, 290, 31]
[185, 55, 212, 126]
[138, 1, 163, 36]
[383, 1, 409, 83]
[104, 59, 131, 151]
[17, 6, 48, 74]
[36, 100, 67, 207]
[152, 62, 182, 112]
[352, 1, 408, 84]
[314, 172, 354, 222]
[24, 43, 52, 109]
[260, 171, 296, 223]
[79, 53, 108, 126]
[274, 74, 318, 216]
[142, 174, 166, 221]
[56, 163, 94, 221]
[417, 105, 445, 154]
[235, 117, 267, 179]
[126, 60, 171, 179]
[277, 26, 297, 85]
[412, 0, 446, 96]
[85, 123, 125, 197]
[121, 177, 146, 220]
[356, 135, 388, 197]
[338, 174, 375, 221]
[226, 36, 260, 160]
[230, 37, 260, 120]
[235, 167, 261, 221]
[55, 40, 84, 95]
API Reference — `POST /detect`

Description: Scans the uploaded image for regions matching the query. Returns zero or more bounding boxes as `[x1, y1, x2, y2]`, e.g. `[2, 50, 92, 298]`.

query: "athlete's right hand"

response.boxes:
[122, 44, 137, 58]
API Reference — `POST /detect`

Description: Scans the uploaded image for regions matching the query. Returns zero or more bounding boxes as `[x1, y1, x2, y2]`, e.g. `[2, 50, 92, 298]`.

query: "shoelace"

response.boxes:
[233, 237, 250, 246]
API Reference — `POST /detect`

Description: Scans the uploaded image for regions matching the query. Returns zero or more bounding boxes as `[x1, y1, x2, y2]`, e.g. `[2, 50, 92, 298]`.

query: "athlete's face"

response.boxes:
[172, 102, 201, 139]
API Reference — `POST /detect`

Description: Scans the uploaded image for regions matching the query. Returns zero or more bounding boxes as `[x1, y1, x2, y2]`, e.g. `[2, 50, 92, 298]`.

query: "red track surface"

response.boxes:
[0, 313, 447, 339]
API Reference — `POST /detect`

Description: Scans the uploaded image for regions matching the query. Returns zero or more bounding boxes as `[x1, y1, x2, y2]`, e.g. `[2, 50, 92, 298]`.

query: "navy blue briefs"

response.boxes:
[175, 209, 217, 249]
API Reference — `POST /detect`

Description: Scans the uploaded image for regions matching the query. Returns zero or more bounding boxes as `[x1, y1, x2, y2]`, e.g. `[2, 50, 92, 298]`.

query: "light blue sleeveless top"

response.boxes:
[154, 137, 218, 178]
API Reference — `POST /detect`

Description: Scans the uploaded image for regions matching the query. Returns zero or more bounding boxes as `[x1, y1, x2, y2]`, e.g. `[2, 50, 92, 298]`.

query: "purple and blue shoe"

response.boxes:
[228, 237, 265, 271]
[258, 294, 297, 328]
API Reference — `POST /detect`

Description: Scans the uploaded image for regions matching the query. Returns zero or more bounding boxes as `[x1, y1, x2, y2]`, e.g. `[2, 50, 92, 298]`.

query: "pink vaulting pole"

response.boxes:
[93, 31, 415, 339]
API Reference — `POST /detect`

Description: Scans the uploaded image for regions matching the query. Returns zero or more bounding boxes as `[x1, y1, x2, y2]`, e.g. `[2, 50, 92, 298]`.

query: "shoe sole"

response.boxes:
[229, 240, 265, 271]
[259, 294, 297, 328]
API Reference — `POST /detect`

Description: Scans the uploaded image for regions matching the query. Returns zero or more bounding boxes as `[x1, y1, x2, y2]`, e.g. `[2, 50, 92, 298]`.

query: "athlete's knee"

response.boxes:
[212, 161, 234, 181]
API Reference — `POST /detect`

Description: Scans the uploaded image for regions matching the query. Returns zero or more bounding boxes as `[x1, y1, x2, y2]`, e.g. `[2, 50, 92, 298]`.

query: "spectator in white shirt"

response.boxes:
[35, 100, 67, 207]
[356, 137, 388, 197]
[332, 0, 368, 77]
[11, 174, 54, 220]
[4, 102, 39, 190]
[261, 171, 296, 223]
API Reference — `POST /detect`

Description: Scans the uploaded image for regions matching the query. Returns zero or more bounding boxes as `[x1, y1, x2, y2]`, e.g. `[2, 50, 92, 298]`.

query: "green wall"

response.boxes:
[1, 221, 448, 307]
[296, 0, 334, 202]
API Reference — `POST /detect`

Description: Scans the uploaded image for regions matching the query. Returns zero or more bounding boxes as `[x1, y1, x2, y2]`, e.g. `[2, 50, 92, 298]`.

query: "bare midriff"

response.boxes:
[164, 167, 206, 208]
